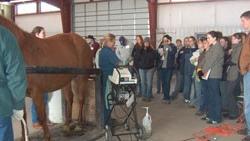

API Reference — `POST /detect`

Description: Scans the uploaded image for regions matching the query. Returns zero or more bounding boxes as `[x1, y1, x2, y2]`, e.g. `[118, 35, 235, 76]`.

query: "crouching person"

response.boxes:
[0, 25, 27, 141]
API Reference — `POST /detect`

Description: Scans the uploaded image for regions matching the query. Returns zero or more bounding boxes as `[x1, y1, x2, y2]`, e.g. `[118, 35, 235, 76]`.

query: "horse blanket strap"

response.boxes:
[25, 66, 100, 75]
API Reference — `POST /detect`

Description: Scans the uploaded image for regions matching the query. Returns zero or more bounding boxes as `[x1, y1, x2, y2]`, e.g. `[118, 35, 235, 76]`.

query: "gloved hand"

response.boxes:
[197, 70, 204, 80]
[12, 109, 24, 121]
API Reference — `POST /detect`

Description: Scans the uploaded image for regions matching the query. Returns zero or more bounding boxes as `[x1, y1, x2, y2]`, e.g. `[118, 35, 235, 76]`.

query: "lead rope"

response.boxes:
[21, 118, 29, 141]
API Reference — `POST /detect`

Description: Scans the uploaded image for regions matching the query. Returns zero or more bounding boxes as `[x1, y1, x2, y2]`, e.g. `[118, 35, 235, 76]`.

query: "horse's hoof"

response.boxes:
[74, 125, 83, 132]
[62, 125, 71, 133]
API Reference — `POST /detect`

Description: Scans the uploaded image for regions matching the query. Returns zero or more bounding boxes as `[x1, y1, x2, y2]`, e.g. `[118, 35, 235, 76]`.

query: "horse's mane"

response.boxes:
[0, 15, 29, 42]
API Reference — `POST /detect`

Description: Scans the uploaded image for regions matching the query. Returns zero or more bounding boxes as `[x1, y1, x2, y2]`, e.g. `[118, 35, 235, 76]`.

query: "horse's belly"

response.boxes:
[27, 74, 76, 92]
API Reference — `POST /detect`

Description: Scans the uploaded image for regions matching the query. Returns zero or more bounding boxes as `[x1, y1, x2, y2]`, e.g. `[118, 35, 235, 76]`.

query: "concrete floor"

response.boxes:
[13, 74, 244, 141]
[96, 94, 243, 141]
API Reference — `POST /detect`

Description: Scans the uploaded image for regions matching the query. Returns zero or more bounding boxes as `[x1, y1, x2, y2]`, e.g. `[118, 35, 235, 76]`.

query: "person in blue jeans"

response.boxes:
[239, 11, 250, 141]
[30, 26, 50, 128]
[201, 31, 224, 124]
[99, 33, 120, 126]
[183, 36, 197, 104]
[0, 25, 27, 141]
[139, 37, 157, 102]
[157, 35, 177, 104]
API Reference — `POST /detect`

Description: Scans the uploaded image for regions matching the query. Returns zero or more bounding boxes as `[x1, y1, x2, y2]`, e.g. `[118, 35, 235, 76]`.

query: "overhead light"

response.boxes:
[0, 2, 11, 5]
[9, 0, 33, 3]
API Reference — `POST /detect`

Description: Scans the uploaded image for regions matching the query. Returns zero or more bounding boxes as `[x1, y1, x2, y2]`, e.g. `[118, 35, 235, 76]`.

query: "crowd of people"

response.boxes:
[94, 10, 250, 141]
[1, 8, 250, 141]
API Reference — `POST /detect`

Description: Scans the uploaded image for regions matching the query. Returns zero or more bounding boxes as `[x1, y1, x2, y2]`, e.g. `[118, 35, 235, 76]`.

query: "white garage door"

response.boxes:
[73, 0, 150, 41]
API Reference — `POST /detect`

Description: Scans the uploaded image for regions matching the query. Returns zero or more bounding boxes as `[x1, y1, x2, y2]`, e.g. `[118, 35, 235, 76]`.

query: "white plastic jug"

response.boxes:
[142, 107, 152, 136]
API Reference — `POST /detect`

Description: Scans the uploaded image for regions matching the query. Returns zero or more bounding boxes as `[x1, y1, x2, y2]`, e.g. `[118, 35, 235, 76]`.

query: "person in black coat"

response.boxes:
[132, 35, 144, 96]
[139, 37, 157, 101]
[157, 34, 177, 104]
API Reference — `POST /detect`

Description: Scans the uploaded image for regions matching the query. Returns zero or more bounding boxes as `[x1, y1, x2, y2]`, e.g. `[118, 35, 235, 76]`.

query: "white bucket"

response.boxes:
[48, 90, 64, 123]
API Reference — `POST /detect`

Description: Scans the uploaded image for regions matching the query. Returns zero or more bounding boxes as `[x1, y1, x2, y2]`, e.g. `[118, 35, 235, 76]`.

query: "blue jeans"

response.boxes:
[199, 80, 208, 113]
[156, 68, 161, 93]
[244, 72, 250, 135]
[225, 79, 240, 117]
[0, 116, 13, 141]
[206, 78, 222, 122]
[31, 93, 48, 124]
[139, 68, 154, 98]
[160, 68, 173, 100]
[183, 74, 193, 100]
[171, 71, 183, 97]
[220, 81, 228, 111]
[192, 79, 202, 108]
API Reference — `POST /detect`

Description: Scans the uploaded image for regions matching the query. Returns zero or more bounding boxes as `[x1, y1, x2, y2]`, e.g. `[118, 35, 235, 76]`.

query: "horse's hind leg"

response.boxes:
[62, 83, 74, 132]
[78, 78, 89, 125]
[72, 77, 89, 131]
[32, 91, 51, 141]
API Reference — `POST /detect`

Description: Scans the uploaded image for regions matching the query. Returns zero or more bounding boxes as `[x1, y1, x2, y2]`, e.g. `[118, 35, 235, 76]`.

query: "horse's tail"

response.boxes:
[71, 33, 94, 69]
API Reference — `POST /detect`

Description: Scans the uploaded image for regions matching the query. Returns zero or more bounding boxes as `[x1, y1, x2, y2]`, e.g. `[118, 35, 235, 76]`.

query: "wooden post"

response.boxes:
[95, 73, 103, 129]
[148, 0, 157, 48]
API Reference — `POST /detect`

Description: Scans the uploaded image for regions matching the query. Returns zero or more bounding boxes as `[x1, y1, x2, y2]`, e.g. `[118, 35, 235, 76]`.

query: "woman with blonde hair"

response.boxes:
[99, 33, 120, 125]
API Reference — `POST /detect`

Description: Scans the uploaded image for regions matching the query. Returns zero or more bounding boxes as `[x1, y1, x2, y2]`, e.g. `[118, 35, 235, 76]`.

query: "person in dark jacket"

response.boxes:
[132, 35, 144, 96]
[223, 33, 243, 119]
[0, 25, 27, 141]
[139, 37, 157, 101]
[200, 31, 224, 124]
[158, 35, 177, 104]
[183, 36, 197, 104]
[171, 37, 189, 99]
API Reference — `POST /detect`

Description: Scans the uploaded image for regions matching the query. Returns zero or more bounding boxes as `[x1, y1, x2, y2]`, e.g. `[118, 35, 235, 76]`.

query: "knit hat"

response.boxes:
[119, 36, 127, 46]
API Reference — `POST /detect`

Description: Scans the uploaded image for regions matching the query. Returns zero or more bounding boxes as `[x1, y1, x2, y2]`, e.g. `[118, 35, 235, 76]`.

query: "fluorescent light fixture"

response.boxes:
[9, 0, 33, 3]
[0, 2, 11, 5]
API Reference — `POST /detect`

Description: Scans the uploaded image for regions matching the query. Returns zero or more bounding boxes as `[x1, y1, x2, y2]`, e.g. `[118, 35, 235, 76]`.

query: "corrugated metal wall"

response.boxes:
[73, 0, 150, 41]
[157, 0, 250, 42]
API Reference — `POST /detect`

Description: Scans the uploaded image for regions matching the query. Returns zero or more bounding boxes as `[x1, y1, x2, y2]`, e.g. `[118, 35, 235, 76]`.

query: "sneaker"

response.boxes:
[184, 99, 190, 103]
[201, 116, 209, 121]
[242, 136, 250, 141]
[207, 120, 220, 124]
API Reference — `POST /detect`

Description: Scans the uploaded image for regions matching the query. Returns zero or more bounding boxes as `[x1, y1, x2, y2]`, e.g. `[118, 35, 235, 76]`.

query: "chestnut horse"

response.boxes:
[0, 15, 93, 141]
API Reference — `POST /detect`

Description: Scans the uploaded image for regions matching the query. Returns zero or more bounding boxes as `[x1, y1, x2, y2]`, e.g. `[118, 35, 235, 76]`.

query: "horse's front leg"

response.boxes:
[33, 92, 51, 141]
